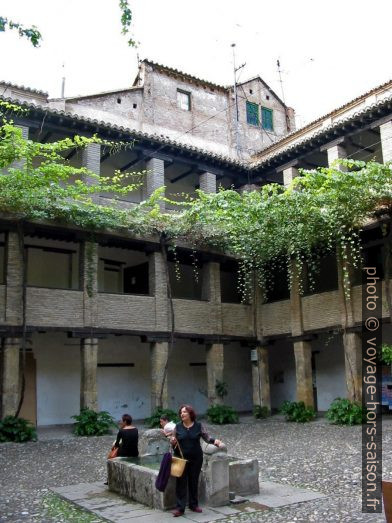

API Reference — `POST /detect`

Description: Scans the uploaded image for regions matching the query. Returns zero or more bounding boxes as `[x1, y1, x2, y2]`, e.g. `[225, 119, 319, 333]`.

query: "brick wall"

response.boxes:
[261, 300, 291, 336]
[221, 303, 253, 337]
[97, 294, 155, 330]
[26, 288, 84, 327]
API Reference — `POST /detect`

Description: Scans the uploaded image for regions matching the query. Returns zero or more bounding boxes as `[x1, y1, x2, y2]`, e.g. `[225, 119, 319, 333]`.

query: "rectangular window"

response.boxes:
[26, 246, 78, 290]
[261, 107, 273, 131]
[246, 101, 259, 126]
[177, 89, 191, 111]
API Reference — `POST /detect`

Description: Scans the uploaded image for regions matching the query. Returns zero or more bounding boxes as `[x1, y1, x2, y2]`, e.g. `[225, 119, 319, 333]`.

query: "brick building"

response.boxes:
[0, 61, 391, 426]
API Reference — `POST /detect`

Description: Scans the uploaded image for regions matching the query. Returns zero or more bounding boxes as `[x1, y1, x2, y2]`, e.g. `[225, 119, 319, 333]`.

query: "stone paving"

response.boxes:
[0, 415, 391, 522]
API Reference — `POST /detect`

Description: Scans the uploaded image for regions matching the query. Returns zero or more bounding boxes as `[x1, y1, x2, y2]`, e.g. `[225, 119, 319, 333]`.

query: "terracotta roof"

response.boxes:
[52, 85, 143, 103]
[139, 59, 228, 91]
[0, 95, 245, 171]
[252, 78, 392, 161]
[0, 81, 48, 97]
[250, 94, 392, 170]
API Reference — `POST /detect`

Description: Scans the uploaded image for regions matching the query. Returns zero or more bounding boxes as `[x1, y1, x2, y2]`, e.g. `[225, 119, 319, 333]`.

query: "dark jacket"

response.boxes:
[174, 421, 215, 460]
[115, 427, 139, 457]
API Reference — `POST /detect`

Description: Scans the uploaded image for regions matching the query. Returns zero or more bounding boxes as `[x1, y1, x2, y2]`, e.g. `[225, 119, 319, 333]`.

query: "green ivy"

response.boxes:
[280, 400, 315, 423]
[381, 343, 392, 365]
[144, 407, 180, 428]
[325, 398, 364, 425]
[206, 404, 239, 424]
[0, 415, 37, 442]
[253, 405, 270, 419]
[71, 408, 116, 436]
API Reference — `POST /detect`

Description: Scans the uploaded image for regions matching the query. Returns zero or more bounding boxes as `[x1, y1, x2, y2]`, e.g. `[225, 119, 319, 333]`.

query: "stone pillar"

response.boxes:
[206, 343, 224, 405]
[343, 332, 362, 403]
[293, 340, 314, 408]
[251, 346, 271, 411]
[1, 338, 21, 417]
[146, 157, 165, 210]
[80, 338, 98, 411]
[149, 251, 169, 331]
[5, 231, 24, 325]
[150, 341, 169, 409]
[81, 241, 98, 328]
[380, 120, 392, 163]
[290, 259, 303, 337]
[327, 143, 347, 168]
[283, 166, 299, 187]
[199, 171, 216, 194]
[202, 262, 221, 303]
[82, 143, 101, 179]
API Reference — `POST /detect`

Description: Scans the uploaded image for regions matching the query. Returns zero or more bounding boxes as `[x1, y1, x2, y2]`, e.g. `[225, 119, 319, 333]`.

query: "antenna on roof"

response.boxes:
[231, 43, 245, 158]
[276, 59, 285, 104]
[61, 63, 66, 98]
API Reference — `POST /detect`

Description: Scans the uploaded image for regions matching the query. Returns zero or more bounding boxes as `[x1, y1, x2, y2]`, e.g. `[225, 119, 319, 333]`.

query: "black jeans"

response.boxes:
[175, 455, 203, 511]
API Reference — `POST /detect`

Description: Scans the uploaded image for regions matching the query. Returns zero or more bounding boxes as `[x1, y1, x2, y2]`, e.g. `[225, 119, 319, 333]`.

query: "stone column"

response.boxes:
[80, 338, 98, 411]
[293, 340, 314, 408]
[327, 142, 347, 168]
[251, 346, 271, 411]
[290, 259, 303, 337]
[146, 157, 165, 210]
[81, 241, 98, 328]
[201, 262, 221, 303]
[150, 341, 169, 409]
[343, 332, 362, 403]
[380, 120, 392, 163]
[206, 343, 224, 405]
[199, 171, 217, 194]
[5, 231, 24, 325]
[1, 338, 21, 417]
[283, 166, 299, 187]
[82, 143, 101, 180]
[149, 251, 169, 331]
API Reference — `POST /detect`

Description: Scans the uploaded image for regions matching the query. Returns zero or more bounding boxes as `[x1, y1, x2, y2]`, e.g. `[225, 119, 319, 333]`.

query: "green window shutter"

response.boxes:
[246, 101, 259, 126]
[261, 107, 273, 131]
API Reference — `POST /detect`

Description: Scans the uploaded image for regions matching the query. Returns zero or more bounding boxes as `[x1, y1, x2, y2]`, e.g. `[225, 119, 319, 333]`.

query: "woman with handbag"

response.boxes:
[105, 413, 138, 485]
[170, 404, 223, 517]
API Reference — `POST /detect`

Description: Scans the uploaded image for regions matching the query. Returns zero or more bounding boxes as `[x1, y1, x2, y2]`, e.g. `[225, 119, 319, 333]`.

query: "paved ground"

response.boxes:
[0, 415, 391, 522]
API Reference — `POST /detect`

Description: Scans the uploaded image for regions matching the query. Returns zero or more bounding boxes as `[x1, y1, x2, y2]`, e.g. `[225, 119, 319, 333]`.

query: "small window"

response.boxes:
[261, 107, 273, 131]
[249, 89, 253, 94]
[133, 103, 137, 109]
[177, 89, 191, 111]
[117, 98, 122, 104]
[246, 101, 259, 126]
[266, 95, 270, 100]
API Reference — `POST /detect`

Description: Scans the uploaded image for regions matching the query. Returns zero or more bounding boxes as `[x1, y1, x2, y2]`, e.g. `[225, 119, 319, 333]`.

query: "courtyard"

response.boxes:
[0, 414, 391, 522]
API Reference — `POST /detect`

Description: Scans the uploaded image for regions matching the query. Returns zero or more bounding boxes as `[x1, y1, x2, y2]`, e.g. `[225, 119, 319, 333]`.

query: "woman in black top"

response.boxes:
[170, 404, 223, 517]
[114, 413, 138, 457]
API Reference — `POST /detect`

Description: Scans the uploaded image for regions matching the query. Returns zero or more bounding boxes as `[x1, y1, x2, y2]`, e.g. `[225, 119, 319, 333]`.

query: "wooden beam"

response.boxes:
[100, 151, 111, 163]
[65, 149, 77, 161]
[171, 167, 194, 183]
[120, 155, 141, 172]
[349, 138, 376, 154]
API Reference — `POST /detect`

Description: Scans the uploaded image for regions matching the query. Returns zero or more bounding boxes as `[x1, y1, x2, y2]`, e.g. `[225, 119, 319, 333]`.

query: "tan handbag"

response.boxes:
[171, 442, 187, 477]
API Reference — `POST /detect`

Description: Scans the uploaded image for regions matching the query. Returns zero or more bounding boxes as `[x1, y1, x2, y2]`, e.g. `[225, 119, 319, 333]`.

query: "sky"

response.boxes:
[1, 0, 392, 128]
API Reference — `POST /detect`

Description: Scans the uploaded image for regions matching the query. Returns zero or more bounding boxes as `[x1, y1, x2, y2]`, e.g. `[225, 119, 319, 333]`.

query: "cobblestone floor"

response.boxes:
[0, 415, 391, 522]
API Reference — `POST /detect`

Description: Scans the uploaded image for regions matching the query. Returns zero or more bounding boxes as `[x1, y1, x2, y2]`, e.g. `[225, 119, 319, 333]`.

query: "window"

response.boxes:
[26, 246, 79, 290]
[261, 107, 273, 131]
[177, 89, 191, 111]
[246, 101, 259, 126]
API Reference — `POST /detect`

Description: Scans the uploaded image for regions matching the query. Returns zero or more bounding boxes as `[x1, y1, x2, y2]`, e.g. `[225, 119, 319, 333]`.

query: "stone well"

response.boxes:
[107, 428, 259, 510]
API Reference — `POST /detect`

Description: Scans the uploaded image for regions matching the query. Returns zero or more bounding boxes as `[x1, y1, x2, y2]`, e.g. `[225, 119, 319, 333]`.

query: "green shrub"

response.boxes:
[0, 416, 37, 442]
[381, 343, 392, 365]
[71, 408, 116, 436]
[206, 404, 239, 424]
[144, 407, 180, 428]
[280, 400, 315, 423]
[326, 398, 364, 425]
[215, 380, 228, 400]
[253, 405, 270, 419]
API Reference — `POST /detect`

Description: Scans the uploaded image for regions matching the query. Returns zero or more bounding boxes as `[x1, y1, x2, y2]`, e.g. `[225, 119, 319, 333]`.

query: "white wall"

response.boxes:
[33, 332, 80, 425]
[269, 340, 296, 409]
[312, 334, 346, 411]
[224, 342, 253, 412]
[97, 336, 151, 420]
[169, 340, 208, 415]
